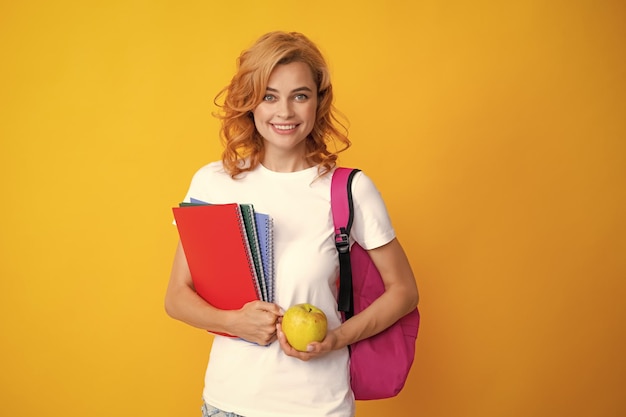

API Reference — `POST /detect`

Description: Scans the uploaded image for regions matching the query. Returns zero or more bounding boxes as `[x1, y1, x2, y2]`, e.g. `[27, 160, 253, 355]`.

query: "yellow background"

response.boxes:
[1, 1, 624, 416]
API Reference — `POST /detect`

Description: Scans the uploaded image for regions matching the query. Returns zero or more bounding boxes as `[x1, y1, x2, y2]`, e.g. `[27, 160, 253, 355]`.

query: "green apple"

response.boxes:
[281, 303, 328, 352]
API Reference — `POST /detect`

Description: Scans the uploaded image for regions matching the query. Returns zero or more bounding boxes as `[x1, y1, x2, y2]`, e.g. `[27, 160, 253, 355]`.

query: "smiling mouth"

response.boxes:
[272, 124, 298, 131]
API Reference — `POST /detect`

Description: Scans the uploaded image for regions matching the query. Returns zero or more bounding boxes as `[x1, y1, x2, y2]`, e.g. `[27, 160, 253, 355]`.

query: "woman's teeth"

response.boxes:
[274, 124, 296, 130]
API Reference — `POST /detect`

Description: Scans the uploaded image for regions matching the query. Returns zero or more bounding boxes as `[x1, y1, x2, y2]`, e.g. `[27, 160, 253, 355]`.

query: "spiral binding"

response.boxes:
[265, 216, 275, 303]
[234, 205, 261, 300]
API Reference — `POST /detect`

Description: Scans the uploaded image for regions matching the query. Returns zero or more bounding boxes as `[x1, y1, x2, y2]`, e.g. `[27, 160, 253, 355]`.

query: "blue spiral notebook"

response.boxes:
[253, 211, 274, 303]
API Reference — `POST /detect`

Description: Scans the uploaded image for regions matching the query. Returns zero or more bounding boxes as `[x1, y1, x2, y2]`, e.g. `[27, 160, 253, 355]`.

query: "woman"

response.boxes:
[165, 31, 419, 417]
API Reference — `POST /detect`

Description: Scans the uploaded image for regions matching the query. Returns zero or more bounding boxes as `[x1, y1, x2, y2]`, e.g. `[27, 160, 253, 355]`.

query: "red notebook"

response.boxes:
[172, 203, 260, 326]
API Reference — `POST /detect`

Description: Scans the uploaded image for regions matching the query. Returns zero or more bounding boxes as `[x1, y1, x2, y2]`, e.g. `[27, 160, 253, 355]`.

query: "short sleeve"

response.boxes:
[349, 171, 396, 250]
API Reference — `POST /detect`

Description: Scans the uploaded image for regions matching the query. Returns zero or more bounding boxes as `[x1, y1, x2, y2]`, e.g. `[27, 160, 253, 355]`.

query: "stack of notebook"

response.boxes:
[172, 200, 275, 316]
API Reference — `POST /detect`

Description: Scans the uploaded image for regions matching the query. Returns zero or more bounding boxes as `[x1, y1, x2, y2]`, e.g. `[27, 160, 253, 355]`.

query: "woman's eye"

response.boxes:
[294, 94, 308, 101]
[263, 94, 276, 101]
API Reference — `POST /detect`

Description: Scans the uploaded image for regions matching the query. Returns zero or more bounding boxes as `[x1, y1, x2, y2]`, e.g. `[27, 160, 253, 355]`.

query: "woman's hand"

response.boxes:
[275, 237, 419, 359]
[276, 322, 342, 361]
[231, 301, 283, 346]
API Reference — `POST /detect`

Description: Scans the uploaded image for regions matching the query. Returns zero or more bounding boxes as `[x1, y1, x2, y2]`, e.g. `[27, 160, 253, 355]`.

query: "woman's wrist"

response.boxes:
[329, 325, 352, 351]
[214, 308, 239, 336]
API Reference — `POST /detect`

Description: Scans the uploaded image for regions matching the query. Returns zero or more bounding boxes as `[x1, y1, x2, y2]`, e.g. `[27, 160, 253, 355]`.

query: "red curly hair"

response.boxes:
[214, 31, 350, 178]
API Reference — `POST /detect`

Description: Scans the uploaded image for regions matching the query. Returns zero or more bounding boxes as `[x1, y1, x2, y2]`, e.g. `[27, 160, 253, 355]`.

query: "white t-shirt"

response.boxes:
[182, 161, 395, 417]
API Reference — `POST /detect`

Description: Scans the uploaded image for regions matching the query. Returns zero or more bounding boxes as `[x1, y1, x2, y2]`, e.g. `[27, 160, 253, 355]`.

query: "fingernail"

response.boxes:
[306, 345, 314, 352]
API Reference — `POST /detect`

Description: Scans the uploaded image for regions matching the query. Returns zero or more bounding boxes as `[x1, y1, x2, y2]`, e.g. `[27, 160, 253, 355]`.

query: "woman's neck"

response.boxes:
[261, 153, 313, 173]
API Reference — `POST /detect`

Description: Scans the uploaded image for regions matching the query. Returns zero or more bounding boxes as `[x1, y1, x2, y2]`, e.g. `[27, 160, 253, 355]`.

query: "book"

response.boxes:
[172, 203, 260, 315]
[239, 204, 268, 302]
[254, 212, 274, 303]
[187, 198, 275, 303]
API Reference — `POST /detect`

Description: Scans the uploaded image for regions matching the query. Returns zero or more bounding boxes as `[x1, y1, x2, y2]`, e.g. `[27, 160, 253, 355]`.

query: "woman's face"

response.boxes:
[252, 61, 318, 157]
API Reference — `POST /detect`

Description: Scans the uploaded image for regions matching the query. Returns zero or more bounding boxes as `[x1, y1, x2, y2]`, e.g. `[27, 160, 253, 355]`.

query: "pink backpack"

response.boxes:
[331, 167, 420, 400]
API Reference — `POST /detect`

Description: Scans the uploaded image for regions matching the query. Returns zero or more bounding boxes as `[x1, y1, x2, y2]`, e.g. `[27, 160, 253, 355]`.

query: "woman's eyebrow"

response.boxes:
[265, 86, 314, 93]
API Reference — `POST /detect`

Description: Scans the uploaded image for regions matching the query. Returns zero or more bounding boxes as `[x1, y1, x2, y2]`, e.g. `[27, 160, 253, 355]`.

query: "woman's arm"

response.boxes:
[333, 237, 419, 343]
[165, 241, 282, 345]
[277, 237, 418, 359]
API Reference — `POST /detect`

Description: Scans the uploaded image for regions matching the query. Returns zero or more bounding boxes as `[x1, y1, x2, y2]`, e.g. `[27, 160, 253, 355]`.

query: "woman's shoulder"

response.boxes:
[194, 158, 252, 179]
[193, 160, 226, 176]
[341, 168, 380, 198]
[186, 160, 230, 189]
[192, 158, 254, 179]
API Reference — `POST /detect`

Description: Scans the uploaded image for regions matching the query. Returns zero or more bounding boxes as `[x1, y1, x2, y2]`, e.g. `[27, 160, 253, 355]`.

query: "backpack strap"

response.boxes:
[331, 167, 361, 319]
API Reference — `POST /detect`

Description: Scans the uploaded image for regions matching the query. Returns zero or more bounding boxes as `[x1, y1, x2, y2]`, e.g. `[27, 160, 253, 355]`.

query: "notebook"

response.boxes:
[187, 198, 274, 303]
[172, 203, 260, 313]
[239, 203, 267, 302]
[254, 212, 274, 303]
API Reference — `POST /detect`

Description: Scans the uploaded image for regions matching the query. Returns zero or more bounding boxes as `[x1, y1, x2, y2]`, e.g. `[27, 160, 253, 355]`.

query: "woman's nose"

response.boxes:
[277, 100, 294, 118]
